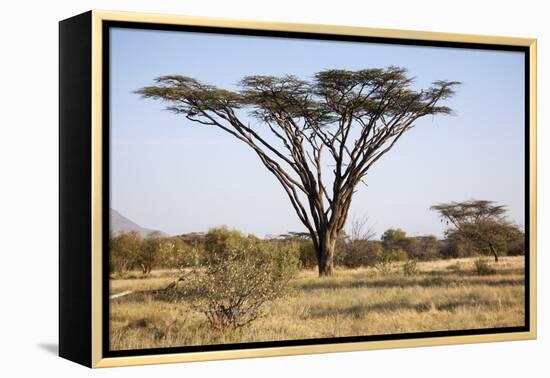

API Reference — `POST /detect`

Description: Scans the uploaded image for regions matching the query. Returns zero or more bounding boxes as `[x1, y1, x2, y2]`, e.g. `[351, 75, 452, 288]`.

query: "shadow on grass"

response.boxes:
[297, 276, 525, 292]
[306, 297, 519, 319]
[425, 268, 524, 277]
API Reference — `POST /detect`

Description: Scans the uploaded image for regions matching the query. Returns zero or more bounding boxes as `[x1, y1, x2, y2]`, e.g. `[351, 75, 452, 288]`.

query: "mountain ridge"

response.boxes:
[110, 209, 168, 237]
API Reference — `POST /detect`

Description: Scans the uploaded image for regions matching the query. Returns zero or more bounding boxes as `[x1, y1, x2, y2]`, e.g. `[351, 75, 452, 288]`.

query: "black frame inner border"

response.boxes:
[101, 20, 531, 359]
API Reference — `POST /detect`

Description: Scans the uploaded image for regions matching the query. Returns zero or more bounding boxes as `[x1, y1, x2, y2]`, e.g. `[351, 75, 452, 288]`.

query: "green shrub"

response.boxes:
[440, 234, 477, 259]
[473, 258, 496, 275]
[507, 236, 525, 256]
[376, 253, 394, 275]
[159, 237, 187, 269]
[381, 228, 407, 251]
[407, 235, 442, 261]
[134, 232, 167, 275]
[402, 259, 419, 276]
[203, 226, 256, 254]
[110, 231, 142, 275]
[179, 227, 299, 331]
[110, 231, 187, 275]
[389, 248, 409, 262]
[339, 240, 382, 268]
[176, 242, 204, 268]
[297, 240, 317, 269]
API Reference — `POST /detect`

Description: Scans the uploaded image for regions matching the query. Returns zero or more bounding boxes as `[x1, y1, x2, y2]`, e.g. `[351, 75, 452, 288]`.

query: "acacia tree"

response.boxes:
[137, 67, 459, 276]
[431, 200, 523, 262]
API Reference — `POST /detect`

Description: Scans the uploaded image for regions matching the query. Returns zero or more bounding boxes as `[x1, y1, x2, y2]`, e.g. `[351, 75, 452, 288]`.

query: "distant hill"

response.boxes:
[173, 232, 206, 244]
[110, 209, 168, 237]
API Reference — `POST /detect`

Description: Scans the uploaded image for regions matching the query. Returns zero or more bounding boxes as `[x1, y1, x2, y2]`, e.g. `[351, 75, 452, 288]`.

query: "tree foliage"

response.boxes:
[110, 231, 142, 274]
[381, 228, 408, 251]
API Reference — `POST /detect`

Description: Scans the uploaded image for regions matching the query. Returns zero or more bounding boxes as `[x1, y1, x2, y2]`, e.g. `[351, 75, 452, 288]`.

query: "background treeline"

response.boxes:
[288, 227, 524, 270]
[109, 231, 184, 275]
[110, 225, 525, 276]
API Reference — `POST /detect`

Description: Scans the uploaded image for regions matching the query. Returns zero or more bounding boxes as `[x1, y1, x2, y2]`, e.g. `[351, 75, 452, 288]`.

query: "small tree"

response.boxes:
[381, 228, 408, 251]
[134, 231, 172, 275]
[431, 200, 523, 262]
[110, 231, 142, 275]
[157, 237, 187, 269]
[181, 228, 299, 331]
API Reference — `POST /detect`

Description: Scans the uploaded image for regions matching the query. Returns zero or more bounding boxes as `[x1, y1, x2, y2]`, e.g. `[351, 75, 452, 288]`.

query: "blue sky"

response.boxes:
[110, 27, 525, 238]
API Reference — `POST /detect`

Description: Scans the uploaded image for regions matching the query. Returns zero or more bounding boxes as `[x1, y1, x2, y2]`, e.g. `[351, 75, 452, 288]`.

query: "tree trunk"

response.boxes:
[488, 243, 499, 262]
[317, 232, 336, 276]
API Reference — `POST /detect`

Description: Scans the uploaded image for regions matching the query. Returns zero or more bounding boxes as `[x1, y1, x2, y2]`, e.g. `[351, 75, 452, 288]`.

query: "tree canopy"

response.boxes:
[138, 67, 459, 275]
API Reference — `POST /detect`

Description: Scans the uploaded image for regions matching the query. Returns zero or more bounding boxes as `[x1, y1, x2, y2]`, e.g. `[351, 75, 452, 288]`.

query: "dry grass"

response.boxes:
[109, 256, 525, 350]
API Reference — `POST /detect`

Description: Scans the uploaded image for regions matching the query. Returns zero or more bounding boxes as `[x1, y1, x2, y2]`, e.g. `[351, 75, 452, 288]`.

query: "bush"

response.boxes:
[439, 234, 477, 259]
[134, 232, 168, 275]
[381, 228, 407, 251]
[110, 231, 142, 275]
[384, 248, 408, 262]
[177, 243, 204, 268]
[297, 240, 317, 269]
[402, 259, 419, 276]
[473, 258, 496, 275]
[180, 227, 299, 331]
[159, 237, 187, 269]
[376, 253, 394, 275]
[507, 236, 525, 256]
[339, 240, 382, 268]
[407, 236, 442, 261]
[110, 231, 187, 275]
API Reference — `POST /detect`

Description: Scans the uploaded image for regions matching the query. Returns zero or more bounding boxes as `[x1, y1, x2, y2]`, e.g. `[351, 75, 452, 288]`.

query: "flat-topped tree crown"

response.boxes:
[431, 200, 507, 225]
[431, 200, 522, 262]
[137, 67, 459, 276]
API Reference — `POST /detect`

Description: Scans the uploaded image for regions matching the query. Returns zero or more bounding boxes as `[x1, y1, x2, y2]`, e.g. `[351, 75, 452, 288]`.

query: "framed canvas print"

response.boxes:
[59, 10, 537, 368]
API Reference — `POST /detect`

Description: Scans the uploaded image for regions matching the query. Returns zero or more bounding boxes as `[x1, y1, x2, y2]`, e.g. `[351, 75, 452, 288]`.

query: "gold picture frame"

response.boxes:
[59, 9, 537, 368]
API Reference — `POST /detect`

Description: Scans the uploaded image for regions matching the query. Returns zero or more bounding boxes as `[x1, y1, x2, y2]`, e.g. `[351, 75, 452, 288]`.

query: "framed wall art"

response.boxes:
[59, 10, 537, 368]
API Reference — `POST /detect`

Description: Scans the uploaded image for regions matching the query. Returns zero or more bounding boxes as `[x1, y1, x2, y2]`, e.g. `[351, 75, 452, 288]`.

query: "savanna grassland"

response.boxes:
[110, 256, 525, 350]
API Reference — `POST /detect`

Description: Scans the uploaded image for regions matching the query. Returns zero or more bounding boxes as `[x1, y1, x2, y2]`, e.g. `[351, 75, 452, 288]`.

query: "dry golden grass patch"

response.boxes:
[109, 269, 178, 294]
[110, 256, 525, 350]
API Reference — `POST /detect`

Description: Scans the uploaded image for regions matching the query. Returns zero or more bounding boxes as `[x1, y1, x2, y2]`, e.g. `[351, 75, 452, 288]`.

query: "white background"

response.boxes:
[0, 0, 547, 376]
